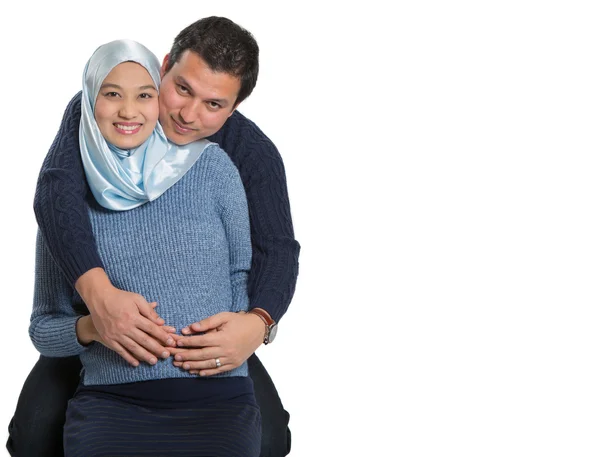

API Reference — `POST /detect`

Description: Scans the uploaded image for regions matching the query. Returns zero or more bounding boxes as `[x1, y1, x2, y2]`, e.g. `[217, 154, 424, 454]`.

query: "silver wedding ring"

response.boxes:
[215, 358, 222, 368]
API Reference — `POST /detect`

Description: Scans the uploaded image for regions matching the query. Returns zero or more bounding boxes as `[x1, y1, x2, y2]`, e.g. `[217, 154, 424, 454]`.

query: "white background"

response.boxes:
[1, 1, 599, 456]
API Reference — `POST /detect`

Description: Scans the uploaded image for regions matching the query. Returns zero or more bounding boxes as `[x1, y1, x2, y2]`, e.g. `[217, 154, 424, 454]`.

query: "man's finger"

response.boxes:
[137, 301, 165, 325]
[181, 312, 232, 335]
[136, 317, 176, 347]
[175, 332, 222, 348]
[172, 347, 221, 362]
[178, 358, 230, 371]
[108, 341, 140, 367]
[129, 328, 172, 360]
[119, 334, 166, 365]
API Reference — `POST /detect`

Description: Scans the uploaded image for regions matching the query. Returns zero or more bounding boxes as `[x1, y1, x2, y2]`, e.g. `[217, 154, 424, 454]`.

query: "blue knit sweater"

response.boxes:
[29, 144, 251, 385]
[34, 92, 300, 323]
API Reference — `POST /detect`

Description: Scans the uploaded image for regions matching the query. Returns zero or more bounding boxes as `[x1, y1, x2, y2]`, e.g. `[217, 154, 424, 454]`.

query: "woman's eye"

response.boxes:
[105, 91, 120, 98]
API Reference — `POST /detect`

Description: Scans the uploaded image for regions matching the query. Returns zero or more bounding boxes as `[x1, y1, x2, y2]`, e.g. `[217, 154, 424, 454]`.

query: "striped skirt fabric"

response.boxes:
[64, 393, 261, 457]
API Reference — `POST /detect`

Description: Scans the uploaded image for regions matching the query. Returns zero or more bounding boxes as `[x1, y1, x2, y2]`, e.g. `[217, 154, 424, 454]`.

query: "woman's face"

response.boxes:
[94, 62, 159, 149]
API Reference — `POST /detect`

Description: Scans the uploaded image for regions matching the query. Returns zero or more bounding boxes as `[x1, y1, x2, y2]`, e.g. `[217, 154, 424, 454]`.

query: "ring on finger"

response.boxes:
[215, 358, 221, 368]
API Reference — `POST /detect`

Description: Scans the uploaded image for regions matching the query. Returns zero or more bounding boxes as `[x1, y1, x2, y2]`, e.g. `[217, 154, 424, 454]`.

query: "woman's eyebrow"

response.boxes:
[139, 85, 157, 91]
[100, 83, 122, 90]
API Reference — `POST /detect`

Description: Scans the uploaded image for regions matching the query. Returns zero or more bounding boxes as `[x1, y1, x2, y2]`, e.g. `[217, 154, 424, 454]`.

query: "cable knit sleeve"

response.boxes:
[211, 113, 301, 323]
[33, 92, 104, 287]
[29, 231, 89, 357]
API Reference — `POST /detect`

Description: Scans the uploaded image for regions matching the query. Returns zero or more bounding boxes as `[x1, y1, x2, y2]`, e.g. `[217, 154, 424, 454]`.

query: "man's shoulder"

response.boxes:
[66, 91, 83, 116]
[56, 91, 83, 131]
[219, 110, 283, 165]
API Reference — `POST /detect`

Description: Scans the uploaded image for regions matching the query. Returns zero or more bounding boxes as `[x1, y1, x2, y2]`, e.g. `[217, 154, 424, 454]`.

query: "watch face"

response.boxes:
[268, 324, 278, 344]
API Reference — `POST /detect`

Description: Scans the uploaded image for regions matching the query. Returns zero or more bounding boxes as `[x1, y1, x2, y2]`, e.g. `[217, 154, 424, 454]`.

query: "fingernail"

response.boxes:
[177, 340, 184, 346]
[161, 351, 169, 359]
[167, 338, 174, 346]
[183, 363, 190, 370]
[175, 354, 182, 361]
[199, 372, 206, 377]
[149, 358, 157, 365]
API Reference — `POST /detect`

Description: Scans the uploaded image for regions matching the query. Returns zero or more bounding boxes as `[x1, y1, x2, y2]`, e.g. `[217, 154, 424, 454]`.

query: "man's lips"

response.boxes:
[171, 117, 197, 134]
[114, 123, 142, 135]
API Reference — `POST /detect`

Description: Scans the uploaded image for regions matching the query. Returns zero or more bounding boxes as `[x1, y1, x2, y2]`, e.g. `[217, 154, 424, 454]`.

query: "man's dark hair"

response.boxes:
[167, 16, 259, 106]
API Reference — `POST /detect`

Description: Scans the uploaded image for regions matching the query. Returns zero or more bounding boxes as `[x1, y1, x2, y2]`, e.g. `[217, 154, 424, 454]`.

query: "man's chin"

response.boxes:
[166, 136, 195, 146]
[164, 130, 199, 146]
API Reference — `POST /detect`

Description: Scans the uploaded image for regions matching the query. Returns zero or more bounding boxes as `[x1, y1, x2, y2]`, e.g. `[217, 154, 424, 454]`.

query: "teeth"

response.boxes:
[115, 124, 140, 132]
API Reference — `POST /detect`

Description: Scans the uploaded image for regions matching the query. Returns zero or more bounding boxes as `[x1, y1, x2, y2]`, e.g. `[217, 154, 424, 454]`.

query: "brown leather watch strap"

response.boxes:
[248, 308, 275, 326]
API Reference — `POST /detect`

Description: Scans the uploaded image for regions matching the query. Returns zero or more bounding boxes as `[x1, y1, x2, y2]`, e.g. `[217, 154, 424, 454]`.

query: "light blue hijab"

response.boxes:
[80, 39, 211, 211]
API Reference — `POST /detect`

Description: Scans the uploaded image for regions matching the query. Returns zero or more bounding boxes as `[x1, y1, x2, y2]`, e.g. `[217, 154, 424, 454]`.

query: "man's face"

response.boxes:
[158, 50, 241, 145]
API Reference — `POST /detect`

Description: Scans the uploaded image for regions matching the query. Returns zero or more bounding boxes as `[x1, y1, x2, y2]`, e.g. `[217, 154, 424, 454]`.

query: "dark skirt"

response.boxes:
[64, 378, 261, 457]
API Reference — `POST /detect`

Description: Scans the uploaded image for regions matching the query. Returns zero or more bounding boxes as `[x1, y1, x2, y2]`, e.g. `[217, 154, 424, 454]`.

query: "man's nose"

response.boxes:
[179, 100, 200, 124]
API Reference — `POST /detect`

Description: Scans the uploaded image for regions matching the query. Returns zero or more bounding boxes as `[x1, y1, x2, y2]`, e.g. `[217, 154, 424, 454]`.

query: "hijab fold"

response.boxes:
[80, 39, 211, 211]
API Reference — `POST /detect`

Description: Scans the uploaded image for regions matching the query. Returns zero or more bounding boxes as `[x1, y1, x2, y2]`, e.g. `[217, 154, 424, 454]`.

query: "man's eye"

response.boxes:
[208, 102, 221, 109]
[177, 84, 190, 94]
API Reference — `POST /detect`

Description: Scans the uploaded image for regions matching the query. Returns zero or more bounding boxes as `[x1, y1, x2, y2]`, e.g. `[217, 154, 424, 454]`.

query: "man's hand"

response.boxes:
[170, 312, 265, 376]
[75, 268, 176, 367]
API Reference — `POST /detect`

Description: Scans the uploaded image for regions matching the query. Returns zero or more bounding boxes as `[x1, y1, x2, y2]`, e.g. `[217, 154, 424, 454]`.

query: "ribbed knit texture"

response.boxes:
[34, 92, 300, 322]
[30, 145, 251, 385]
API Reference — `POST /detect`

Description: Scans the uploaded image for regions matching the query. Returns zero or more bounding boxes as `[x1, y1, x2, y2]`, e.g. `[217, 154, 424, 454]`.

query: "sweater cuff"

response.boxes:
[61, 246, 105, 287]
[249, 289, 288, 323]
[30, 315, 89, 357]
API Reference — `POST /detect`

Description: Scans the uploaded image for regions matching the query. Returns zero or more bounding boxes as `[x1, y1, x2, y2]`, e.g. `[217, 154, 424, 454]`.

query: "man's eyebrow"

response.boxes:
[175, 75, 229, 105]
[175, 75, 191, 89]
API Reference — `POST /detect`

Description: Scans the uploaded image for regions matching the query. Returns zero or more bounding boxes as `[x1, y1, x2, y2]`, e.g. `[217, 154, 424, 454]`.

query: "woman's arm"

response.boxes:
[33, 92, 174, 366]
[29, 232, 90, 357]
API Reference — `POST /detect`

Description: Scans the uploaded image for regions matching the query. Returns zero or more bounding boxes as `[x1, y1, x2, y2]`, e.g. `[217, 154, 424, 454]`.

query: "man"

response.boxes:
[7, 16, 299, 457]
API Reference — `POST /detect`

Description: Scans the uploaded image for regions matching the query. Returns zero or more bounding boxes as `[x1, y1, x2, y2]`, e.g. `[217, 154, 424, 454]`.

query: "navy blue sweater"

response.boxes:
[34, 92, 300, 322]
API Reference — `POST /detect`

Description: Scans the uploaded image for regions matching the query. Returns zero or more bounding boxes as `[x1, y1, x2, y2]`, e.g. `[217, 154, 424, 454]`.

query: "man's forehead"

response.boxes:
[169, 51, 241, 98]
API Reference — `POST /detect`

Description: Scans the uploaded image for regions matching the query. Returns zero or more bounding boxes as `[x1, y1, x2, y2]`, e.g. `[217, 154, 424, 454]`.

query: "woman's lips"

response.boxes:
[114, 123, 142, 135]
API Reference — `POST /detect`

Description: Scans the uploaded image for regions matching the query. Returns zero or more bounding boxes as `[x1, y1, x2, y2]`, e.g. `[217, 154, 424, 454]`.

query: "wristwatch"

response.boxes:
[248, 308, 278, 344]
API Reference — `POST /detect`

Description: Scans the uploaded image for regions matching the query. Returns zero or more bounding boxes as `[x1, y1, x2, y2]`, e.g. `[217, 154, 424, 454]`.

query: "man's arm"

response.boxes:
[172, 115, 300, 376]
[211, 111, 301, 322]
[34, 92, 103, 284]
[172, 152, 264, 375]
[33, 92, 175, 366]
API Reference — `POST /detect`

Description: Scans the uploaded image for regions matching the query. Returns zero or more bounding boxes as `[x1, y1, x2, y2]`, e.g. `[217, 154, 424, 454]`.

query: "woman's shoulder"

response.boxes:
[200, 142, 241, 180]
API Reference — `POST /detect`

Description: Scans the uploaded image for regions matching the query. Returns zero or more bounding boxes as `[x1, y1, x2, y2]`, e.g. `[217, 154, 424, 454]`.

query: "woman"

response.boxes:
[29, 39, 261, 456]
